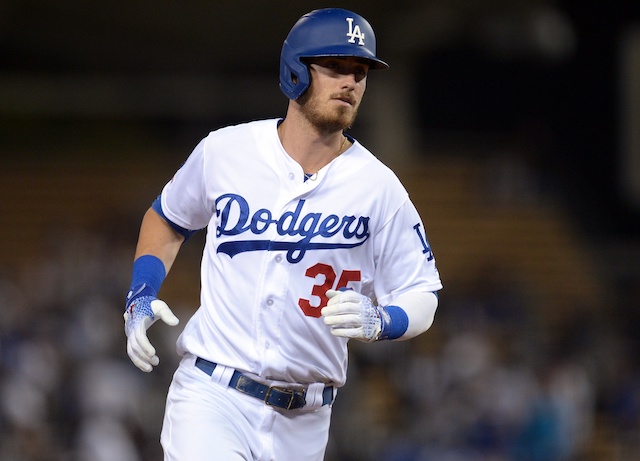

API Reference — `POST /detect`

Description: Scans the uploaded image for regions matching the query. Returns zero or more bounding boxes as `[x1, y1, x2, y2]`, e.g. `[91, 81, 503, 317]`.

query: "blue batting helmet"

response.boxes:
[279, 8, 389, 100]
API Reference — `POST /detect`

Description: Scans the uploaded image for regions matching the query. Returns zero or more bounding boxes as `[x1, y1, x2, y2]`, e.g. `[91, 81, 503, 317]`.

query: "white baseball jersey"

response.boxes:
[158, 118, 442, 387]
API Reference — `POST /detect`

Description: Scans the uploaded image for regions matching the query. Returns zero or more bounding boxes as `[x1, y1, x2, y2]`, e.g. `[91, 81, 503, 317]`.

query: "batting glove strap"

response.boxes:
[359, 297, 383, 342]
[126, 282, 156, 305]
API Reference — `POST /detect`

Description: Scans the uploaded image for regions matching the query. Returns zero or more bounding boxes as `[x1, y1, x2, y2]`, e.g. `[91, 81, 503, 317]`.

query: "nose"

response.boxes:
[341, 72, 358, 90]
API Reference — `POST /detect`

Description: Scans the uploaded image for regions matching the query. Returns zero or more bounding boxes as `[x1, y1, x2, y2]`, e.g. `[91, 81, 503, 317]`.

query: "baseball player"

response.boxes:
[124, 8, 442, 461]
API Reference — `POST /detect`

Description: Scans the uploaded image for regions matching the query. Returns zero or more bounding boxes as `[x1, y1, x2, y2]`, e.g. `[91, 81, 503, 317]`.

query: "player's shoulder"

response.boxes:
[205, 118, 278, 140]
[345, 140, 406, 188]
[199, 118, 279, 156]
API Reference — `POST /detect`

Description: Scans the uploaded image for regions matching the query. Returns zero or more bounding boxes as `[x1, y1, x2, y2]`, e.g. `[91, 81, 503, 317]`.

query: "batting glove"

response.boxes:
[124, 284, 179, 372]
[321, 290, 391, 342]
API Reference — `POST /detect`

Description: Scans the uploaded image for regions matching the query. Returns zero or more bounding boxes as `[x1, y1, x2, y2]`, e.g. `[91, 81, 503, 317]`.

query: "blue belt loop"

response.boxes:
[195, 357, 334, 410]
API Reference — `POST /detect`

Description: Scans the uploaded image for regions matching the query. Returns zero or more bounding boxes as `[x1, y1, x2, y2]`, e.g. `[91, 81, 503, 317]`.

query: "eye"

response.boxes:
[354, 66, 368, 77]
[309, 58, 368, 80]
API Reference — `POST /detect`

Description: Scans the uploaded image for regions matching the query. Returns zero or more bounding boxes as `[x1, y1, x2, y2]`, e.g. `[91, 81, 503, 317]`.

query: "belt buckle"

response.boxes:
[265, 386, 296, 410]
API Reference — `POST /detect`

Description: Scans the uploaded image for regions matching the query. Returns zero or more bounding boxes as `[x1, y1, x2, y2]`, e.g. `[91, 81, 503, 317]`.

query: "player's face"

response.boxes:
[298, 57, 369, 134]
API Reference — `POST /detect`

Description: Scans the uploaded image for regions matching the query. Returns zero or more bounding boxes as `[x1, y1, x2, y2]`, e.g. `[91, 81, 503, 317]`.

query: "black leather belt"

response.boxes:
[195, 357, 334, 410]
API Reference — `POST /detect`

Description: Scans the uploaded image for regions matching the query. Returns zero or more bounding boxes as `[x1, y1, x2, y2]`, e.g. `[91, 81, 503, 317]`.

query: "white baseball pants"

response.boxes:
[160, 355, 332, 461]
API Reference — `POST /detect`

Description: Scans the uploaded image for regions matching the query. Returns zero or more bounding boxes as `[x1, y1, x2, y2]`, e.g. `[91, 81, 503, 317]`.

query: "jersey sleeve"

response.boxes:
[372, 198, 443, 307]
[158, 138, 213, 231]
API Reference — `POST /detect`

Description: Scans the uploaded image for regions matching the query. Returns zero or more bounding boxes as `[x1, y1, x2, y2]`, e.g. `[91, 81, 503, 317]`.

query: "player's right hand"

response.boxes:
[124, 284, 179, 372]
[321, 289, 384, 342]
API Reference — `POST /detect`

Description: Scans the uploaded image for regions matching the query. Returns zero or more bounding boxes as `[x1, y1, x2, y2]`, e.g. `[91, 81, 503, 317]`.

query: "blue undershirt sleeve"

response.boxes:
[151, 195, 200, 242]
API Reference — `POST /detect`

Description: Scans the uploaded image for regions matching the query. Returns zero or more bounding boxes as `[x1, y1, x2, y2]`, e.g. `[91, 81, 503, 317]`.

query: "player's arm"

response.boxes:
[135, 206, 185, 268]
[322, 196, 441, 342]
[322, 289, 438, 342]
[385, 290, 438, 339]
[123, 207, 185, 372]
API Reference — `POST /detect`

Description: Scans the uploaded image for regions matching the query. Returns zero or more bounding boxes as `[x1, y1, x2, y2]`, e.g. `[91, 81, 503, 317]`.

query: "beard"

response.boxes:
[298, 89, 360, 136]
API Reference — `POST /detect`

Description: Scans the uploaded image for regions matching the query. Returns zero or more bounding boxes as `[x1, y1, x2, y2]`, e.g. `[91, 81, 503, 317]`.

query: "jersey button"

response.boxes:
[275, 255, 282, 263]
[266, 299, 274, 307]
[288, 172, 295, 180]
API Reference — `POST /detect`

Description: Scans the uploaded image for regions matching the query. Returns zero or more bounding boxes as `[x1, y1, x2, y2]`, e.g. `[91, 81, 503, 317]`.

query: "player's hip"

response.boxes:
[162, 355, 332, 460]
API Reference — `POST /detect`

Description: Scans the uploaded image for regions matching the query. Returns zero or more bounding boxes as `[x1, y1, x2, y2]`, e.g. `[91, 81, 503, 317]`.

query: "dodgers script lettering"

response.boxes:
[215, 194, 370, 263]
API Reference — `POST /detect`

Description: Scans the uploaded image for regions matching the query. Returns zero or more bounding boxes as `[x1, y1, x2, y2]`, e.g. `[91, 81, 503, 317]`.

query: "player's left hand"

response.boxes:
[321, 290, 388, 342]
[124, 284, 179, 372]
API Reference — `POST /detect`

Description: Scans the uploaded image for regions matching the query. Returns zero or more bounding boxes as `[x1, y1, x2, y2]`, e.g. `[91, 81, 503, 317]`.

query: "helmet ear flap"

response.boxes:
[279, 49, 311, 100]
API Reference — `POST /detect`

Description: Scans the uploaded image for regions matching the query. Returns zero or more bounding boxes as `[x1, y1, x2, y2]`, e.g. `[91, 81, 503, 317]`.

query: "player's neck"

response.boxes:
[278, 116, 350, 175]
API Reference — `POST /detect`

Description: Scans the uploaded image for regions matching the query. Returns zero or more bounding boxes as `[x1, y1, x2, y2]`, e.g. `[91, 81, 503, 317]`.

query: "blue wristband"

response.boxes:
[129, 254, 166, 295]
[379, 305, 409, 340]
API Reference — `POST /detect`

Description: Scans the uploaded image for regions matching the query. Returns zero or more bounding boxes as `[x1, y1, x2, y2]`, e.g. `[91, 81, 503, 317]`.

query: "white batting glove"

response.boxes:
[321, 290, 390, 342]
[124, 284, 179, 372]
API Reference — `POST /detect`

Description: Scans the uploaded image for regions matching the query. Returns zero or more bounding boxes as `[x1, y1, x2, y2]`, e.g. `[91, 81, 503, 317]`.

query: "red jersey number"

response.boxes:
[298, 263, 361, 318]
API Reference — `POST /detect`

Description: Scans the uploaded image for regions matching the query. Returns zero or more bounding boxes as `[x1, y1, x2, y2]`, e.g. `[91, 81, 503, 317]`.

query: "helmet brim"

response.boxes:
[301, 53, 389, 70]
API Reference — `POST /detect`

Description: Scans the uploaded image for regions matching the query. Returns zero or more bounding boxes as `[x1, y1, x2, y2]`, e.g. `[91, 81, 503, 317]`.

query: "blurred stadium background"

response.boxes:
[1, 1, 640, 460]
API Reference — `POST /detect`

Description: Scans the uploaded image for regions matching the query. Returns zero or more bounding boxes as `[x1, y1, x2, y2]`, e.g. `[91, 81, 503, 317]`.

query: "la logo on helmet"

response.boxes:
[346, 17, 365, 45]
